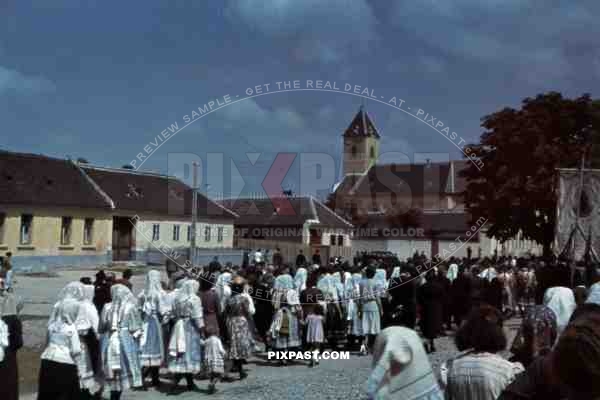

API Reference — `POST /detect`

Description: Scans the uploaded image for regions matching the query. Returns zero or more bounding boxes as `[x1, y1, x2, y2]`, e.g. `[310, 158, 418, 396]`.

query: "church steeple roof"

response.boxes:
[343, 106, 380, 138]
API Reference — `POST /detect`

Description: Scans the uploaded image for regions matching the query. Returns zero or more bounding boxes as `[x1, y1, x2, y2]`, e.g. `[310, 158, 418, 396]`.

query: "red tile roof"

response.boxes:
[0, 151, 112, 209]
[81, 166, 237, 219]
[218, 196, 352, 229]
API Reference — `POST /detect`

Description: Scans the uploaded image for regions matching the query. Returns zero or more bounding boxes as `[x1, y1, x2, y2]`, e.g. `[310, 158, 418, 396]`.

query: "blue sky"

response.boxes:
[2, 0, 599, 199]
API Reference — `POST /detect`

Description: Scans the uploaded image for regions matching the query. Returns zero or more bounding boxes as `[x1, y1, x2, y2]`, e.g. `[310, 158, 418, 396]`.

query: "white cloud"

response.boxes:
[224, 0, 378, 64]
[0, 66, 55, 94]
[218, 98, 310, 151]
[390, 1, 600, 84]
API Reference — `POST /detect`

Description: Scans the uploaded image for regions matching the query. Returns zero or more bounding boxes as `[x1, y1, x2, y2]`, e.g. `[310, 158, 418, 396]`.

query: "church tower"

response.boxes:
[342, 106, 380, 177]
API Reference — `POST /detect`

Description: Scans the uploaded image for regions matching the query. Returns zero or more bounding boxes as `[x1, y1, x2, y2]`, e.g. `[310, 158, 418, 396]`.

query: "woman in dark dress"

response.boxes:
[253, 270, 274, 348]
[417, 269, 444, 353]
[451, 266, 472, 328]
[200, 277, 220, 337]
[0, 281, 23, 400]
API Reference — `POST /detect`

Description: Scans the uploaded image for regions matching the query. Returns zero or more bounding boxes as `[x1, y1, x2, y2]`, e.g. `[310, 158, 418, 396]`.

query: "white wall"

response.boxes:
[352, 239, 387, 254]
[132, 214, 234, 252]
[387, 239, 432, 260]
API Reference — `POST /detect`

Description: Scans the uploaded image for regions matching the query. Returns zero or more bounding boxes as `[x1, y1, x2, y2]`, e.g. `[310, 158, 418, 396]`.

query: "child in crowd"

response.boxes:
[202, 325, 226, 394]
[269, 289, 302, 366]
[304, 303, 325, 367]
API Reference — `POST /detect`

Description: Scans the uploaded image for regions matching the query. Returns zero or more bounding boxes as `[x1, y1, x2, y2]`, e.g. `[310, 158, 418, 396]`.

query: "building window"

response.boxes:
[337, 235, 344, 246]
[330, 234, 336, 245]
[61, 216, 72, 245]
[370, 146, 375, 158]
[351, 145, 357, 158]
[152, 224, 160, 241]
[173, 225, 180, 241]
[83, 218, 94, 245]
[187, 226, 192, 241]
[204, 226, 211, 242]
[217, 226, 224, 242]
[20, 214, 33, 245]
[0, 213, 5, 243]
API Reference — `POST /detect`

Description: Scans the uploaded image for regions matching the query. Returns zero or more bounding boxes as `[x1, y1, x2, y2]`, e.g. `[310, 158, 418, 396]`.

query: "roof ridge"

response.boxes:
[0, 149, 71, 163]
[348, 167, 371, 195]
[72, 161, 115, 209]
[311, 195, 353, 228]
[82, 164, 177, 179]
[307, 196, 319, 222]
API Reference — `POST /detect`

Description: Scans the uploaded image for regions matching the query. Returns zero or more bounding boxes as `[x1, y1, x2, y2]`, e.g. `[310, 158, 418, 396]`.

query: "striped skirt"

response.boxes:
[167, 320, 203, 374]
[140, 315, 164, 367]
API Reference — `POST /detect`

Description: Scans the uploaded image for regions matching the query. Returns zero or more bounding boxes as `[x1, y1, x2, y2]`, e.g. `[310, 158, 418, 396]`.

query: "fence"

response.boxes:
[235, 238, 352, 264]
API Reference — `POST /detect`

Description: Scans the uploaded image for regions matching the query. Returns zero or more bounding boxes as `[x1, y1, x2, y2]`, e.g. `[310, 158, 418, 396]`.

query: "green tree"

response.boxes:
[461, 92, 600, 256]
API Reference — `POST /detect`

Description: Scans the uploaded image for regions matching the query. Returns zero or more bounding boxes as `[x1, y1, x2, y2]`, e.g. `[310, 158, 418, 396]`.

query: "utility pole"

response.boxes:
[191, 161, 198, 268]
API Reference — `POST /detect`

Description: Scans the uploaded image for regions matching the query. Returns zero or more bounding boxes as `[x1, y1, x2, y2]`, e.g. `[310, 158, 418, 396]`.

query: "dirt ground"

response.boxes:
[18, 347, 43, 395]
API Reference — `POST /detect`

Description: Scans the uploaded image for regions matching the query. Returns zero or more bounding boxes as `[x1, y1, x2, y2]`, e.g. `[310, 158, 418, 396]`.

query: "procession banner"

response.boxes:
[555, 169, 600, 262]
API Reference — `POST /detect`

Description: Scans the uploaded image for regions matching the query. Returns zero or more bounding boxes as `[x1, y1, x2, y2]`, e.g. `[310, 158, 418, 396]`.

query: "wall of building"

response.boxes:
[0, 205, 112, 270]
[235, 224, 304, 243]
[313, 227, 352, 247]
[131, 213, 235, 259]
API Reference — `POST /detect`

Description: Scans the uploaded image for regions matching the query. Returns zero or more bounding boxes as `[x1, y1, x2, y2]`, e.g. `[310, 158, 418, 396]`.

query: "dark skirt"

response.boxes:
[325, 303, 347, 344]
[0, 350, 19, 400]
[37, 359, 80, 400]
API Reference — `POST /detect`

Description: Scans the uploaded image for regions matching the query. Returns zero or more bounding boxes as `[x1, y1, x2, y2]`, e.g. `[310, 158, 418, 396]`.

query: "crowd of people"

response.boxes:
[1, 249, 600, 399]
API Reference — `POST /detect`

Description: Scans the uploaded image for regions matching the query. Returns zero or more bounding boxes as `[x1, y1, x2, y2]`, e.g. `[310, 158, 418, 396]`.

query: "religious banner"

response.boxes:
[555, 169, 600, 262]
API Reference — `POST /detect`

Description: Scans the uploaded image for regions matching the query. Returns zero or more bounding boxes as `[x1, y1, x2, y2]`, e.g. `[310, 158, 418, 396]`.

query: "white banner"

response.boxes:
[555, 169, 600, 261]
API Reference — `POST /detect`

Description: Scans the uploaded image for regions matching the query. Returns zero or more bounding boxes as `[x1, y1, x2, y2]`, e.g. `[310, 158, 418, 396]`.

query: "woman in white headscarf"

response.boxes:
[100, 284, 143, 400]
[49, 281, 86, 325]
[366, 326, 443, 400]
[543, 286, 576, 341]
[585, 282, 600, 306]
[0, 278, 23, 400]
[76, 284, 102, 398]
[167, 279, 204, 393]
[138, 270, 169, 388]
[294, 266, 308, 298]
[38, 298, 82, 400]
[374, 268, 388, 297]
[319, 267, 346, 349]
[348, 269, 364, 350]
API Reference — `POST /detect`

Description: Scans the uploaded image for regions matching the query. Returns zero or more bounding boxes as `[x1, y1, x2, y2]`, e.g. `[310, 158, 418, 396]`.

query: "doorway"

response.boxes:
[112, 216, 135, 261]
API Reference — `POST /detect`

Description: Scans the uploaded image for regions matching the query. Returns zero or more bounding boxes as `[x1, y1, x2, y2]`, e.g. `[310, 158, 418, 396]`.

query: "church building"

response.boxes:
[330, 107, 542, 259]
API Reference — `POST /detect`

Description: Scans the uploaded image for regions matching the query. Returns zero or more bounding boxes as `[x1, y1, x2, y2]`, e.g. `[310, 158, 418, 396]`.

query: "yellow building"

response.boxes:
[0, 150, 240, 269]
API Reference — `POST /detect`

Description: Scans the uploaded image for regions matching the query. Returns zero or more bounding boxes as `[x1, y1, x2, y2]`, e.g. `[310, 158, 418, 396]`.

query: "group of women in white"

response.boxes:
[36, 270, 228, 400]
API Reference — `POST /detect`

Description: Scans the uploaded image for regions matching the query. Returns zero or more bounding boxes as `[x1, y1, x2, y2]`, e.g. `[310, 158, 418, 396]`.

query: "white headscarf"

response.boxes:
[366, 327, 443, 400]
[57, 281, 86, 302]
[109, 284, 136, 331]
[75, 284, 99, 334]
[140, 270, 163, 315]
[585, 282, 600, 306]
[176, 279, 200, 303]
[294, 268, 308, 294]
[543, 287, 576, 340]
[49, 297, 81, 332]
[447, 264, 459, 282]
[49, 281, 86, 327]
